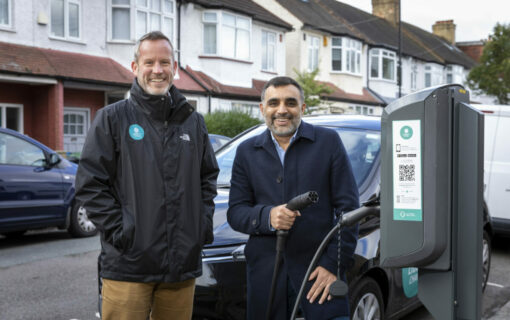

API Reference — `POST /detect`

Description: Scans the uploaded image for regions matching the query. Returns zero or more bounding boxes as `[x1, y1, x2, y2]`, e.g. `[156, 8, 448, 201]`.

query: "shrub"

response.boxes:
[204, 110, 262, 138]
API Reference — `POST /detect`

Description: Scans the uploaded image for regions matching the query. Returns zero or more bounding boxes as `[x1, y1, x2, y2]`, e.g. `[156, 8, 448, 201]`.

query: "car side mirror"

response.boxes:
[48, 153, 61, 167]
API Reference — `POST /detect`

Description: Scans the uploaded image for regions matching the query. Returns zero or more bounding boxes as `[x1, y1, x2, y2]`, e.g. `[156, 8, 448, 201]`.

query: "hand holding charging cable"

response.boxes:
[266, 191, 319, 320]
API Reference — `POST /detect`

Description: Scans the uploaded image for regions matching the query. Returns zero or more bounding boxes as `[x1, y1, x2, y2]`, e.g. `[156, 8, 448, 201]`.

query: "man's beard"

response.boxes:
[267, 114, 300, 137]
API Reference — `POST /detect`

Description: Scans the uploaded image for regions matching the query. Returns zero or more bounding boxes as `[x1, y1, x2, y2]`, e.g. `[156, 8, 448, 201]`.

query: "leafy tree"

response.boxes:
[467, 23, 510, 104]
[204, 110, 261, 138]
[293, 68, 333, 114]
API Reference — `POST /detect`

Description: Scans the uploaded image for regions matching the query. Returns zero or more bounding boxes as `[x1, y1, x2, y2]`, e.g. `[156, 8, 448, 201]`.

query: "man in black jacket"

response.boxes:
[76, 31, 219, 320]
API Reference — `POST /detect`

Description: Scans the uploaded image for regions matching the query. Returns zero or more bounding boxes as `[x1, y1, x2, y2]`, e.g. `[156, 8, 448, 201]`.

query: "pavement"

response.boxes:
[488, 301, 510, 320]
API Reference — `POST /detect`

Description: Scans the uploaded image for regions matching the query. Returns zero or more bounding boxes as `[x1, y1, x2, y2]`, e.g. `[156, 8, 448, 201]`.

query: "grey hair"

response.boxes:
[261, 76, 305, 105]
[134, 31, 175, 63]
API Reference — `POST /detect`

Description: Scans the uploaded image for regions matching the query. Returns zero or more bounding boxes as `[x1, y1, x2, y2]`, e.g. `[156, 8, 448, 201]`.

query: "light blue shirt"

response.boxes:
[268, 127, 299, 230]
[270, 129, 299, 166]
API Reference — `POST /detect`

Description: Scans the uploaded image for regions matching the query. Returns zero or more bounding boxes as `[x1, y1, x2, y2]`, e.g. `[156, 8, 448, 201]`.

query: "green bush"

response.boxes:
[204, 110, 262, 138]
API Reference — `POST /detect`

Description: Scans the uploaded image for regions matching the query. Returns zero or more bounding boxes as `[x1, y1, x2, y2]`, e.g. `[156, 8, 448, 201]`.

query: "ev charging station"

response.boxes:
[380, 84, 484, 319]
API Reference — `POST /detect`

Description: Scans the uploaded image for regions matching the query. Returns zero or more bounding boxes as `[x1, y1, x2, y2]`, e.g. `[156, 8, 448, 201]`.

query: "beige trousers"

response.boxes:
[101, 278, 196, 320]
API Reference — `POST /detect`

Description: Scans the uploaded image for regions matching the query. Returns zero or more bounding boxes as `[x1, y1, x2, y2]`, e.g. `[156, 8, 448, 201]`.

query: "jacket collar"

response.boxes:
[254, 120, 315, 152]
[129, 79, 192, 123]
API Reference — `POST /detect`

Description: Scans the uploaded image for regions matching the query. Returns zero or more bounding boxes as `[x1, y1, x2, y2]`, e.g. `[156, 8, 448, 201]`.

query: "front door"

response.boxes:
[63, 108, 89, 154]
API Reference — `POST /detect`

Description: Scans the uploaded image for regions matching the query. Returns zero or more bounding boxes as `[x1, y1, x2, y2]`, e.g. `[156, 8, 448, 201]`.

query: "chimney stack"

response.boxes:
[432, 20, 456, 44]
[372, 0, 400, 25]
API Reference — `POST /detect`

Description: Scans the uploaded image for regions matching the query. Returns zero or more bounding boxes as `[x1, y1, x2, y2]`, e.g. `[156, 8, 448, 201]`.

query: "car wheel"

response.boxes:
[350, 277, 384, 320]
[68, 204, 97, 237]
[482, 230, 491, 292]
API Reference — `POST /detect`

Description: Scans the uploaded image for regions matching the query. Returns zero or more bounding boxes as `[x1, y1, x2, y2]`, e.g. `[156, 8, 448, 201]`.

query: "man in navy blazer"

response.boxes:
[227, 76, 359, 320]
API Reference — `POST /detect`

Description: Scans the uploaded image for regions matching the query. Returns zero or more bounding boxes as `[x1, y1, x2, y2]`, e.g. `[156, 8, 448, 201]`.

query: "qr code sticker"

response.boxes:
[399, 164, 415, 181]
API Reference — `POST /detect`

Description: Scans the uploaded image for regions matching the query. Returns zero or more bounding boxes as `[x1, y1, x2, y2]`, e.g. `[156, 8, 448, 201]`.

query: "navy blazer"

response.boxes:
[227, 121, 359, 320]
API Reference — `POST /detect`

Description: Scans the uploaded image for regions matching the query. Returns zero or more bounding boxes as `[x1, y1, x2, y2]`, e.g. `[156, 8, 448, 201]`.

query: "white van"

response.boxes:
[474, 104, 510, 236]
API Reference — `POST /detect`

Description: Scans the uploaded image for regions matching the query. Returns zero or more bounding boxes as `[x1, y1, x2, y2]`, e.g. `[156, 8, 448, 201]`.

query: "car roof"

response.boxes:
[0, 127, 55, 154]
[303, 114, 381, 131]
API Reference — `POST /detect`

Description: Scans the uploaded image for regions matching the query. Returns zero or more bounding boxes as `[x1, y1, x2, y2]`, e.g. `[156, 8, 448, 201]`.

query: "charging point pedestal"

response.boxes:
[380, 85, 484, 319]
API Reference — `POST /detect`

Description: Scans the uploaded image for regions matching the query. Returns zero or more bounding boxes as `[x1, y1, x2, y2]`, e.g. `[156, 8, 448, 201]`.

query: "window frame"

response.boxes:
[308, 35, 320, 71]
[50, 0, 82, 41]
[424, 63, 443, 88]
[0, 103, 24, 133]
[349, 104, 375, 116]
[369, 48, 397, 82]
[0, 0, 13, 30]
[108, 0, 176, 43]
[410, 59, 418, 91]
[202, 10, 252, 61]
[331, 37, 362, 75]
[261, 29, 277, 72]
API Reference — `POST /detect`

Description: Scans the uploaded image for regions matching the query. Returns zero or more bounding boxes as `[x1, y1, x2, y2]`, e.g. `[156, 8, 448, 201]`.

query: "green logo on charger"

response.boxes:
[402, 267, 418, 298]
[400, 126, 413, 139]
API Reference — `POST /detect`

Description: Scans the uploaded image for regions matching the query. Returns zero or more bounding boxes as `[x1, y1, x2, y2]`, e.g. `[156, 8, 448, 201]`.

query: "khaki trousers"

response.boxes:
[101, 278, 196, 320]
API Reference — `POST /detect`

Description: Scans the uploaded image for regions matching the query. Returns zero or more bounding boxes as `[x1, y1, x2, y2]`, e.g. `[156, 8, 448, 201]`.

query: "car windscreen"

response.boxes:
[215, 125, 380, 188]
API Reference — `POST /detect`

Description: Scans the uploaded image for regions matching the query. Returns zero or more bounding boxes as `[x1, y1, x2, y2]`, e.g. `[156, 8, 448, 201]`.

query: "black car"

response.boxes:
[0, 127, 97, 238]
[192, 114, 493, 320]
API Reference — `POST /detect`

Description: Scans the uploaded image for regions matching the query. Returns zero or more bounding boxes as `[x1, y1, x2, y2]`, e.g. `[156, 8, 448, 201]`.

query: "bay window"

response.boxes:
[110, 0, 175, 42]
[202, 11, 251, 60]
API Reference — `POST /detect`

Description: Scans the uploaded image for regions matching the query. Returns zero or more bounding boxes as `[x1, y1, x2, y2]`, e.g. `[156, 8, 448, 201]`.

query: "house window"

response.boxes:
[202, 11, 251, 60]
[425, 65, 431, 87]
[411, 60, 417, 91]
[370, 49, 396, 81]
[232, 102, 260, 118]
[446, 65, 453, 84]
[201, 11, 251, 60]
[0, 104, 23, 133]
[135, 0, 174, 40]
[332, 37, 361, 74]
[51, 0, 81, 39]
[308, 35, 319, 71]
[424, 63, 443, 87]
[110, 0, 175, 42]
[0, 0, 12, 28]
[349, 105, 374, 116]
[203, 12, 217, 54]
[332, 38, 342, 71]
[262, 30, 276, 71]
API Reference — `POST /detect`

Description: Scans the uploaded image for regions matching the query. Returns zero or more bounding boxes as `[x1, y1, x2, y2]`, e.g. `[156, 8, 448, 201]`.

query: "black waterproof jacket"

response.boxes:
[76, 80, 219, 283]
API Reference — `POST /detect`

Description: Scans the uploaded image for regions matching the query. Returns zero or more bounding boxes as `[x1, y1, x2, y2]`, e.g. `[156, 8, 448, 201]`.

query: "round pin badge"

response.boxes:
[129, 124, 145, 140]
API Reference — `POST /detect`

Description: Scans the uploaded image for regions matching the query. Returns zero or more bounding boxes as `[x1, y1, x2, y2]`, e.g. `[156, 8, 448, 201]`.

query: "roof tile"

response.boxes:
[0, 41, 134, 85]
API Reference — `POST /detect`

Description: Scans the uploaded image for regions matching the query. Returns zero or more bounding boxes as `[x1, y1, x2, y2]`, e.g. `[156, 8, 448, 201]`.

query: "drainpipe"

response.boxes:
[177, 1, 181, 64]
[366, 45, 370, 92]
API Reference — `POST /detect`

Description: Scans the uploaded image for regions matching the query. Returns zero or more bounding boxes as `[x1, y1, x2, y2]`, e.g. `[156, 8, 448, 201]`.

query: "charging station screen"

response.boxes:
[392, 120, 423, 221]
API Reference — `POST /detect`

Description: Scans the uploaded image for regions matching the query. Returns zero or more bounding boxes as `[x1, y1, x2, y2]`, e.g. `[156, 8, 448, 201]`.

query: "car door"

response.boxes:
[0, 132, 65, 231]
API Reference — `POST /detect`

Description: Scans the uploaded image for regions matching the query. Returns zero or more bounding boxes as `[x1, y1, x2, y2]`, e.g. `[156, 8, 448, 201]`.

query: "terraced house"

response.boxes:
[253, 0, 478, 115]
[0, 0, 291, 154]
[0, 0, 480, 155]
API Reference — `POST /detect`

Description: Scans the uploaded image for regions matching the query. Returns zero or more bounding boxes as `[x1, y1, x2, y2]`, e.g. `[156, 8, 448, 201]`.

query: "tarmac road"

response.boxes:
[0, 229, 509, 320]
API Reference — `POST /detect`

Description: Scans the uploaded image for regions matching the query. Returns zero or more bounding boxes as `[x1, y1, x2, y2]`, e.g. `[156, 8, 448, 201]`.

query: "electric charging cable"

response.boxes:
[289, 196, 380, 320]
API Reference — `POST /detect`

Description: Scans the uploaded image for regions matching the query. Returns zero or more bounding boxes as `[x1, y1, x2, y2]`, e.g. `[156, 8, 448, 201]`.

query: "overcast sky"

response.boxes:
[338, 0, 510, 42]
